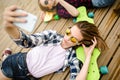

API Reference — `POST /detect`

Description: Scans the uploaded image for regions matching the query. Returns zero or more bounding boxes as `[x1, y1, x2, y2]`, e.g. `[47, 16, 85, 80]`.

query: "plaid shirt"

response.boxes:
[13, 30, 83, 80]
[57, 0, 93, 18]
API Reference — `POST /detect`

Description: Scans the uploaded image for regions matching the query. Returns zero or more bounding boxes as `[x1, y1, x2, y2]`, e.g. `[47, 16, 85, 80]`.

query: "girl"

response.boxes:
[39, 0, 115, 19]
[1, 5, 107, 80]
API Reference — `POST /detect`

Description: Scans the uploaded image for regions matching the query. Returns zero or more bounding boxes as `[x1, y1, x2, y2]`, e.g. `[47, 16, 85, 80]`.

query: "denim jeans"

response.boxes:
[1, 52, 30, 80]
[92, 0, 115, 7]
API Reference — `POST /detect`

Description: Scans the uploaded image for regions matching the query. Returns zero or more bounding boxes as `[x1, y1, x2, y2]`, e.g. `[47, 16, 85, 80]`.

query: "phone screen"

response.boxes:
[13, 10, 37, 32]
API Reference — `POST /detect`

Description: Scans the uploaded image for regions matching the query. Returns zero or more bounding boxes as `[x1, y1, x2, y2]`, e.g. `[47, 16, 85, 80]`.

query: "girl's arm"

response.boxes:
[3, 5, 27, 39]
[76, 37, 97, 80]
[57, 0, 79, 17]
[3, 5, 53, 48]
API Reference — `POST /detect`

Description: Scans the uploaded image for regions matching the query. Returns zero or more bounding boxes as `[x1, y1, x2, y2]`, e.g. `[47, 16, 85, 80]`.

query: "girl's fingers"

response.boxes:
[4, 6, 28, 23]
[93, 37, 97, 45]
[4, 11, 27, 18]
[6, 5, 18, 11]
[91, 37, 97, 44]
[5, 5, 27, 18]
[91, 39, 94, 43]
[9, 11, 27, 17]
[5, 16, 27, 23]
[94, 37, 97, 42]
[82, 44, 86, 48]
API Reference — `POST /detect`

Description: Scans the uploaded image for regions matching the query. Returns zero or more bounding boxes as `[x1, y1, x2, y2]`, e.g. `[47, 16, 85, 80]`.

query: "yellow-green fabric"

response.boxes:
[76, 6, 94, 24]
[76, 46, 100, 80]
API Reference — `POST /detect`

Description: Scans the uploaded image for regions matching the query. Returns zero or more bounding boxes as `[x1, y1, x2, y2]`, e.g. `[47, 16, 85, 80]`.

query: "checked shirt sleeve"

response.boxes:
[69, 50, 83, 80]
[13, 30, 57, 48]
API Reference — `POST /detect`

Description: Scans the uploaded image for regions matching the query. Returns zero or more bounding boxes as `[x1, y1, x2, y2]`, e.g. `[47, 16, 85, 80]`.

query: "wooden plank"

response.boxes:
[50, 68, 69, 80]
[110, 46, 120, 80]
[0, 29, 7, 42]
[98, 17, 120, 65]
[65, 73, 70, 80]
[94, 8, 109, 26]
[114, 65, 120, 80]
[101, 46, 120, 80]
[41, 73, 54, 80]
[0, 35, 12, 51]
[0, 0, 120, 80]
[98, 0, 120, 39]
[52, 18, 68, 33]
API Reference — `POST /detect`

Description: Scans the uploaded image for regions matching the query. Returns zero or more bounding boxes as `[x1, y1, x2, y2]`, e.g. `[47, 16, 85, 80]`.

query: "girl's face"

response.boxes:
[62, 25, 83, 48]
[39, 0, 56, 10]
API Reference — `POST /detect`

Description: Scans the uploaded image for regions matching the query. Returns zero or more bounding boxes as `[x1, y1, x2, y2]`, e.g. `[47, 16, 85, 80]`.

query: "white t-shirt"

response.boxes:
[26, 44, 67, 78]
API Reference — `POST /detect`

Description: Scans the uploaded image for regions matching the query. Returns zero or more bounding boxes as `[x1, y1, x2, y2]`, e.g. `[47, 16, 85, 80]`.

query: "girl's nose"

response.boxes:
[66, 36, 71, 41]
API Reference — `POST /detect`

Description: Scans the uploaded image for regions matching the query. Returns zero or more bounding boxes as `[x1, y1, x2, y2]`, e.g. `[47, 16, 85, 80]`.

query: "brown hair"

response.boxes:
[75, 21, 107, 51]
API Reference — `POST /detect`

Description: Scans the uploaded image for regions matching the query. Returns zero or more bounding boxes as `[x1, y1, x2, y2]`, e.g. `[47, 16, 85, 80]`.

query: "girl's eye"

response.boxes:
[71, 37, 77, 43]
[44, 0, 48, 5]
[66, 29, 71, 36]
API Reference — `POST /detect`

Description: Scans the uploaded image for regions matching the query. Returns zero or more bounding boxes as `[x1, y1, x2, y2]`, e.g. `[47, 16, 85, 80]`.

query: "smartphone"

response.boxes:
[13, 9, 37, 32]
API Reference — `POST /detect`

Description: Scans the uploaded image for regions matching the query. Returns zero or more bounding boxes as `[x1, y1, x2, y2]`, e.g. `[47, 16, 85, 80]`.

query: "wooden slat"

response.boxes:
[0, 0, 120, 80]
[94, 8, 109, 26]
[98, 17, 120, 65]
[50, 68, 69, 80]
[101, 45, 120, 80]
[99, 17, 120, 79]
[98, 0, 119, 39]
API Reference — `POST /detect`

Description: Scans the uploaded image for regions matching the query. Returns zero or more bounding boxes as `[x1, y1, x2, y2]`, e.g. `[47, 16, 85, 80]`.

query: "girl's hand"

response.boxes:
[82, 37, 97, 58]
[3, 5, 27, 28]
